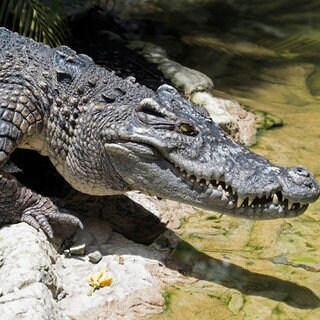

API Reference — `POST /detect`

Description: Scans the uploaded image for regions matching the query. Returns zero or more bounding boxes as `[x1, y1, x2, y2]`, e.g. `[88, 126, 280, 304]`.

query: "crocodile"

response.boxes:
[0, 27, 319, 238]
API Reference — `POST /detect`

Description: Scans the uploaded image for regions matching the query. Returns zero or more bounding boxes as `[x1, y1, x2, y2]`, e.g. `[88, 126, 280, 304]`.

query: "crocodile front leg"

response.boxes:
[0, 171, 83, 238]
[0, 85, 82, 237]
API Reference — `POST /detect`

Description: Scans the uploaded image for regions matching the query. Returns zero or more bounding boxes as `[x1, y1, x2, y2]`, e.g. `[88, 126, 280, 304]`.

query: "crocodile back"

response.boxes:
[0, 28, 12, 52]
[0, 27, 52, 67]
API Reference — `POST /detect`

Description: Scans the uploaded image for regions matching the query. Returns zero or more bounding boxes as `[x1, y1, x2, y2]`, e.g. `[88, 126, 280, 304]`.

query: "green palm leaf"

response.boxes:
[0, 0, 69, 47]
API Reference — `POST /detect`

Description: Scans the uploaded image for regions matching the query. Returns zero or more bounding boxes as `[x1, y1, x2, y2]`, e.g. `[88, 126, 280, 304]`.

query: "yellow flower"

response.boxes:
[88, 268, 112, 294]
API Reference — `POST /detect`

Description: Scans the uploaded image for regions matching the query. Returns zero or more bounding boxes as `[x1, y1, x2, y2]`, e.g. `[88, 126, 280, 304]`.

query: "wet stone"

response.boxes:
[272, 255, 289, 265]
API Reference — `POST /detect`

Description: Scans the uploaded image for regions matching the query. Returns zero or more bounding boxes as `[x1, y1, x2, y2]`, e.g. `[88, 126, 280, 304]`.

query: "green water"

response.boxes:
[114, 1, 320, 319]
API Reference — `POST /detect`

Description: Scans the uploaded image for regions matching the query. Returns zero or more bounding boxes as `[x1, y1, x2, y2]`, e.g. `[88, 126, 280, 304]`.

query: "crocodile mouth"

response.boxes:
[109, 141, 308, 218]
[173, 165, 308, 218]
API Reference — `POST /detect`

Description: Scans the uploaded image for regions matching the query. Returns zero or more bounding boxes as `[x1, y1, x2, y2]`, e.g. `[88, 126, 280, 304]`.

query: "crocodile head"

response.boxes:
[102, 84, 320, 219]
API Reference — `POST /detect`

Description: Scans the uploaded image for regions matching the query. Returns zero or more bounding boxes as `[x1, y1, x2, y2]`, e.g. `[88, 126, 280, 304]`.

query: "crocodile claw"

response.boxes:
[21, 199, 83, 238]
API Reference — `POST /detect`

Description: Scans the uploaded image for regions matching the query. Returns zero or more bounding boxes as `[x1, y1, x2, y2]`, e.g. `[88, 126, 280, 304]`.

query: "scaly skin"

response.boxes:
[0, 28, 319, 237]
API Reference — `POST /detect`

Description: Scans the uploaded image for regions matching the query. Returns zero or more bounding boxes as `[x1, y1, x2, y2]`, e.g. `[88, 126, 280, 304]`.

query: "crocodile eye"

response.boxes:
[179, 123, 198, 136]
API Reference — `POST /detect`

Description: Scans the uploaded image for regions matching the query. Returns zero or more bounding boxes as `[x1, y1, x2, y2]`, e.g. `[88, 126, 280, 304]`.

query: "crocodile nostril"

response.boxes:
[294, 166, 311, 177]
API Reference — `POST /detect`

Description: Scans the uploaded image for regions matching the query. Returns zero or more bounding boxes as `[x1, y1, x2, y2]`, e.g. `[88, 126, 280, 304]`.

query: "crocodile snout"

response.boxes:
[289, 166, 313, 183]
[279, 166, 320, 204]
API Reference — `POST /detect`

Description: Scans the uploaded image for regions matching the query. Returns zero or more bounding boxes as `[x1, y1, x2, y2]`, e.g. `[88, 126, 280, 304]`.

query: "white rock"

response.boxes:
[191, 91, 236, 125]
[0, 224, 63, 319]
[0, 200, 190, 319]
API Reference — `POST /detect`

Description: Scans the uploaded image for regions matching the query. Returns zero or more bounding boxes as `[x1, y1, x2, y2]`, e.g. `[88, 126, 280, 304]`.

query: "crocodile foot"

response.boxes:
[0, 171, 83, 238]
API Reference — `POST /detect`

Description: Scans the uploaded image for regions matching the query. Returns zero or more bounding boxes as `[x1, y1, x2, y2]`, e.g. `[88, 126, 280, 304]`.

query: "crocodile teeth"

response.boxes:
[172, 163, 302, 213]
[288, 200, 294, 210]
[272, 194, 279, 205]
[248, 197, 254, 206]
[237, 196, 246, 208]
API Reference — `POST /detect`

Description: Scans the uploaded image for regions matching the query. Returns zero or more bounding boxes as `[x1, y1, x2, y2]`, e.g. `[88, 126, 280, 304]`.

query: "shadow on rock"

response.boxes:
[58, 191, 320, 310]
[61, 191, 168, 245]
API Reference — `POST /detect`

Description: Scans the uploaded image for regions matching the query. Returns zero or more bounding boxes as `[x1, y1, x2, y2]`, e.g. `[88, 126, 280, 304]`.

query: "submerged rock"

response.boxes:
[254, 110, 284, 132]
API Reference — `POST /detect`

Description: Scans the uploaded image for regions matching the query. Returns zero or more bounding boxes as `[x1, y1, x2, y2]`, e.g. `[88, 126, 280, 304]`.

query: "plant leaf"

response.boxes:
[0, 0, 70, 47]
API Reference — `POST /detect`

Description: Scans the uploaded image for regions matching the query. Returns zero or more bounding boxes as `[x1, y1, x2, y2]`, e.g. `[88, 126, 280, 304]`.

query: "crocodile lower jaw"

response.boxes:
[174, 165, 306, 215]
